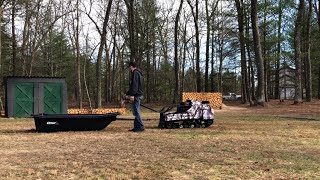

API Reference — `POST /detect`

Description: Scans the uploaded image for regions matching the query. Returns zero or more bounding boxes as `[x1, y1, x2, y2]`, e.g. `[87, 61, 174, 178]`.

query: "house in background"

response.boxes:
[279, 67, 296, 100]
[270, 66, 306, 100]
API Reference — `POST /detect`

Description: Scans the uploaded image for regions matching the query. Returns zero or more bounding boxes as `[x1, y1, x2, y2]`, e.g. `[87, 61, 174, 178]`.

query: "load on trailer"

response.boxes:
[158, 100, 214, 129]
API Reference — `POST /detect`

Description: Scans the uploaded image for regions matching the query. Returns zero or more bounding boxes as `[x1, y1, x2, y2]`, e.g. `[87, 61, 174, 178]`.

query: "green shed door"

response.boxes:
[14, 83, 34, 117]
[44, 83, 62, 114]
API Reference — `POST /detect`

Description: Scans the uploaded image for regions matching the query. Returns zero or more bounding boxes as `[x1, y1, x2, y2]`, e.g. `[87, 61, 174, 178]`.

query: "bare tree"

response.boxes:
[157, 6, 172, 100]
[75, 0, 82, 108]
[205, 0, 219, 92]
[244, 7, 255, 101]
[11, 0, 17, 75]
[314, 0, 320, 99]
[0, 0, 5, 76]
[173, 0, 184, 103]
[0, 0, 8, 111]
[187, 0, 201, 92]
[27, 0, 72, 76]
[124, 0, 136, 63]
[180, 12, 189, 98]
[21, 0, 32, 76]
[84, 33, 97, 110]
[251, 0, 265, 106]
[85, 0, 113, 108]
[274, 0, 283, 99]
[262, 0, 269, 102]
[210, 2, 217, 92]
[305, 0, 312, 102]
[217, 4, 225, 93]
[294, 0, 304, 104]
[235, 0, 252, 105]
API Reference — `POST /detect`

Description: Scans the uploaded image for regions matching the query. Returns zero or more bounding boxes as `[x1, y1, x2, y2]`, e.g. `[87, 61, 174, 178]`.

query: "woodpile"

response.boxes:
[182, 92, 222, 109]
[67, 108, 126, 115]
[92, 108, 126, 114]
[67, 109, 90, 114]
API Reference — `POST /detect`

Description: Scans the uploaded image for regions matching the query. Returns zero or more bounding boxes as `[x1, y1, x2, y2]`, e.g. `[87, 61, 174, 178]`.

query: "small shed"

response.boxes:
[4, 76, 68, 117]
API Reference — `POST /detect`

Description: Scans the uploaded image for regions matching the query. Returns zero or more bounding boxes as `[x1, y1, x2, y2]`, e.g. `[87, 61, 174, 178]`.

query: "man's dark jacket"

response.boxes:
[126, 69, 144, 96]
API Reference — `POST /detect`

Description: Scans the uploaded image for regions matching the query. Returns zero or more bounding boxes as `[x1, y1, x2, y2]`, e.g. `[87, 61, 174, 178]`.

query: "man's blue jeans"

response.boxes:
[131, 96, 144, 130]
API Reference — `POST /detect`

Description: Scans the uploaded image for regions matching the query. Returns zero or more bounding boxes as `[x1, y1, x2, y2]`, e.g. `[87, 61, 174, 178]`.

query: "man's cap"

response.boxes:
[127, 61, 137, 67]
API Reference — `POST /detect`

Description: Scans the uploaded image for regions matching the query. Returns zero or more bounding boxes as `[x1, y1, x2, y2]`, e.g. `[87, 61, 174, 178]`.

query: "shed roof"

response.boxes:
[5, 76, 66, 79]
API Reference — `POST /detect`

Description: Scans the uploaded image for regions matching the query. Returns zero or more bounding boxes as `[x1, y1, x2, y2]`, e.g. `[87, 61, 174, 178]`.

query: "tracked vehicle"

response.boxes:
[158, 100, 214, 129]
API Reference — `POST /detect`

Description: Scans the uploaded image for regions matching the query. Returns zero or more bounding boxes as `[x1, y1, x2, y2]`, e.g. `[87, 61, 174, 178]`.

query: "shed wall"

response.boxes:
[5, 77, 67, 117]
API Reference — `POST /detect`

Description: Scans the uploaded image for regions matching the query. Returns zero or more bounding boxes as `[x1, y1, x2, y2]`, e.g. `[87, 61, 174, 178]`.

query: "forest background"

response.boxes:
[0, 0, 319, 108]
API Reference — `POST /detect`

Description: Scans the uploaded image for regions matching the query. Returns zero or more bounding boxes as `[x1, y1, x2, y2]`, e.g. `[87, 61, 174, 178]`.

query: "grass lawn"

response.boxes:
[0, 102, 320, 179]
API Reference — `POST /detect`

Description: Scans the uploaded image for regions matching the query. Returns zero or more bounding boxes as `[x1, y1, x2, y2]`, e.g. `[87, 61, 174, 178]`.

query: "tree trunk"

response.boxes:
[152, 30, 156, 102]
[210, 32, 215, 92]
[181, 20, 187, 99]
[153, 49, 157, 101]
[84, 36, 92, 110]
[0, 6, 2, 78]
[173, 0, 183, 103]
[28, 0, 41, 76]
[205, 0, 210, 92]
[305, 0, 312, 102]
[110, 3, 120, 102]
[210, 2, 218, 92]
[95, 0, 113, 108]
[147, 2, 156, 103]
[275, 0, 282, 99]
[317, 0, 320, 27]
[0, 3, 3, 111]
[21, 1, 31, 76]
[11, 0, 17, 75]
[244, 2, 253, 105]
[248, 45, 255, 101]
[218, 16, 224, 94]
[315, 0, 320, 99]
[76, 0, 82, 109]
[106, 47, 111, 102]
[245, 11, 255, 101]
[187, 0, 201, 92]
[294, 0, 304, 104]
[262, 0, 268, 102]
[235, 0, 251, 104]
[211, 22, 215, 92]
[251, 0, 265, 106]
[124, 0, 136, 62]
[112, 45, 116, 102]
[318, 67, 320, 99]
[195, 0, 201, 92]
[157, 22, 169, 99]
[218, 40, 224, 94]
[210, 7, 217, 92]
[146, 32, 150, 103]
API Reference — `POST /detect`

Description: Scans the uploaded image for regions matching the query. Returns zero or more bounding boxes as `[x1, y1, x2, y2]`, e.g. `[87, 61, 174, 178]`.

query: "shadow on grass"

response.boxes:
[145, 126, 161, 129]
[0, 129, 37, 134]
[279, 117, 320, 121]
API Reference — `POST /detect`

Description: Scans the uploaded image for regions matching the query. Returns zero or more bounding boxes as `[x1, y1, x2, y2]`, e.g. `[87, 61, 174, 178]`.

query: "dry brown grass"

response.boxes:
[0, 101, 320, 179]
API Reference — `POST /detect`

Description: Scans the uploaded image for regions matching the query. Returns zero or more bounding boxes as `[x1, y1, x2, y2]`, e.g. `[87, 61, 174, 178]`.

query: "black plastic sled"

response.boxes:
[32, 113, 119, 132]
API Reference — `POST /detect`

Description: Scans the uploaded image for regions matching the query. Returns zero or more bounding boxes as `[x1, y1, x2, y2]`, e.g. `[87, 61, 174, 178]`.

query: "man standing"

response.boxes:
[126, 61, 144, 132]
